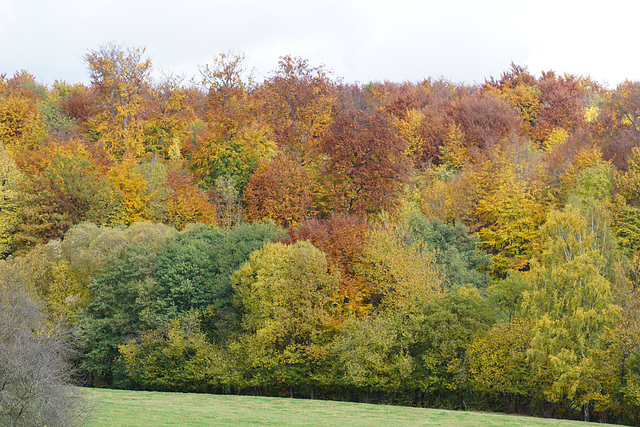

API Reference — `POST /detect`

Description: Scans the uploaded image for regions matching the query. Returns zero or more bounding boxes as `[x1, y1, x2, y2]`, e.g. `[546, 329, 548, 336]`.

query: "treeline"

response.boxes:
[2, 44, 640, 424]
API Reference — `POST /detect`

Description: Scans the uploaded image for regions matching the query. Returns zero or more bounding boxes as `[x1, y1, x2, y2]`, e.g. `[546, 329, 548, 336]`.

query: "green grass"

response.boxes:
[82, 387, 613, 426]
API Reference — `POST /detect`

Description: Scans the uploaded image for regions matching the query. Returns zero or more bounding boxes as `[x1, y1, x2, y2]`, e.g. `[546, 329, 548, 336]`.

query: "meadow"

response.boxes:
[83, 388, 613, 426]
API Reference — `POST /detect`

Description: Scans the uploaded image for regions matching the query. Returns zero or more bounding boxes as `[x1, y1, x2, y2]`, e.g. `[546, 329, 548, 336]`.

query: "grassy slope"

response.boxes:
[83, 388, 613, 427]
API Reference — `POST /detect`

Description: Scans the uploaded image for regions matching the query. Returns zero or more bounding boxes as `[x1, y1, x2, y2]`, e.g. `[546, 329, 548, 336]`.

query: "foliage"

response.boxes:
[8, 53, 640, 422]
[0, 272, 90, 426]
[523, 203, 620, 418]
[410, 287, 494, 406]
[403, 213, 492, 289]
[77, 223, 177, 385]
[319, 86, 411, 216]
[467, 318, 541, 412]
[243, 154, 316, 228]
[15, 152, 115, 250]
[163, 168, 217, 229]
[0, 142, 21, 257]
[232, 241, 339, 392]
[356, 222, 444, 313]
[283, 213, 371, 316]
[260, 55, 334, 157]
[85, 43, 152, 158]
[119, 313, 236, 392]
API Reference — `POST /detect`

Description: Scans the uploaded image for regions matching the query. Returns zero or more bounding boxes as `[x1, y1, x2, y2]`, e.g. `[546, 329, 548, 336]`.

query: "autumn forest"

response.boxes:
[3, 43, 640, 424]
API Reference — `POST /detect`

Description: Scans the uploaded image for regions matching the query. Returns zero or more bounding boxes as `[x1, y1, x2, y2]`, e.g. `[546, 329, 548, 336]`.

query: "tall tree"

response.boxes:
[0, 142, 21, 257]
[85, 43, 152, 158]
[320, 85, 410, 216]
[260, 55, 334, 158]
[524, 203, 619, 420]
[232, 241, 339, 397]
[190, 52, 274, 190]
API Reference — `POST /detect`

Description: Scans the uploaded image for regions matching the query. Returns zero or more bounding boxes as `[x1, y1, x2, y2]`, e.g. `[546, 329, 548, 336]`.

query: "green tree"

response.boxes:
[410, 287, 494, 408]
[524, 203, 619, 420]
[231, 241, 338, 397]
[119, 313, 237, 392]
[329, 313, 414, 402]
[77, 223, 176, 385]
[403, 213, 492, 289]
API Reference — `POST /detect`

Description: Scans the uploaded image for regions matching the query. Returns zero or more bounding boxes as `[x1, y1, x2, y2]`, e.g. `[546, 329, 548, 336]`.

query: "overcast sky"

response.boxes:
[2, 0, 639, 88]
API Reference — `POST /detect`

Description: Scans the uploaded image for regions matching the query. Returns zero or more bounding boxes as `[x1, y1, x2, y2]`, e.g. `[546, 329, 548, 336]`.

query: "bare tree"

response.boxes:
[0, 271, 91, 426]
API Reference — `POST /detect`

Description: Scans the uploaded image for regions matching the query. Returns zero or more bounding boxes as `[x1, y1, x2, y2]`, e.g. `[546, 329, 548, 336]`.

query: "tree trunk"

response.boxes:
[582, 402, 589, 422]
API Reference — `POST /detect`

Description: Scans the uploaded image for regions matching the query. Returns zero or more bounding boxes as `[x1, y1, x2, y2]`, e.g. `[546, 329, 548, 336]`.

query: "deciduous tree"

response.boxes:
[320, 86, 410, 216]
[232, 241, 339, 396]
[85, 43, 152, 158]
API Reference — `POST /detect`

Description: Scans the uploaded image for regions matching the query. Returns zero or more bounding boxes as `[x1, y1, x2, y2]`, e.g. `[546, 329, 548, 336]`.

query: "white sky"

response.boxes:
[2, 0, 639, 88]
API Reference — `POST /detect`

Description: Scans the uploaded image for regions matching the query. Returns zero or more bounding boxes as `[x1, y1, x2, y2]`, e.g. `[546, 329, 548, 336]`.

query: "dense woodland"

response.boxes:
[3, 43, 640, 424]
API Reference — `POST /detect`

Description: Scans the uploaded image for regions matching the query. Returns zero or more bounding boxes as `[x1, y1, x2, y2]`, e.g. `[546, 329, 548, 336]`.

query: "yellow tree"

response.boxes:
[108, 159, 151, 224]
[0, 88, 47, 170]
[190, 52, 274, 190]
[355, 222, 444, 313]
[231, 241, 339, 397]
[524, 203, 619, 421]
[474, 139, 550, 278]
[0, 142, 22, 257]
[143, 73, 194, 159]
[85, 43, 152, 159]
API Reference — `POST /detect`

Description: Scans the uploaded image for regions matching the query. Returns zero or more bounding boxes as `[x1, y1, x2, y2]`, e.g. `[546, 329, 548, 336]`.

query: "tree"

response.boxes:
[473, 139, 549, 278]
[0, 270, 90, 426]
[85, 43, 152, 158]
[260, 55, 334, 157]
[356, 222, 444, 313]
[119, 313, 236, 392]
[0, 90, 47, 169]
[231, 241, 339, 397]
[108, 159, 152, 224]
[403, 213, 492, 289]
[189, 52, 274, 191]
[15, 152, 115, 251]
[0, 142, 21, 257]
[283, 213, 372, 316]
[613, 147, 640, 254]
[532, 71, 587, 145]
[243, 154, 316, 228]
[209, 175, 244, 230]
[77, 222, 177, 385]
[329, 313, 414, 401]
[320, 86, 410, 216]
[142, 72, 194, 159]
[598, 80, 640, 168]
[153, 224, 225, 318]
[603, 80, 640, 142]
[455, 91, 522, 153]
[163, 168, 217, 230]
[410, 287, 494, 408]
[467, 318, 542, 413]
[524, 203, 619, 420]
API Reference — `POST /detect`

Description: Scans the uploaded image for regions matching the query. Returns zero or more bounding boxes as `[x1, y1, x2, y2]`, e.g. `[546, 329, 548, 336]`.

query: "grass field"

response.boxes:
[82, 387, 613, 426]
